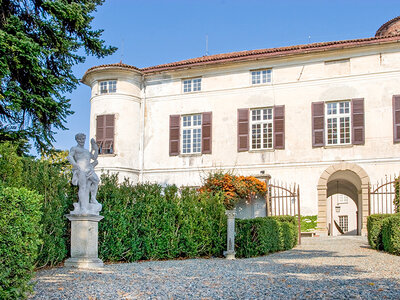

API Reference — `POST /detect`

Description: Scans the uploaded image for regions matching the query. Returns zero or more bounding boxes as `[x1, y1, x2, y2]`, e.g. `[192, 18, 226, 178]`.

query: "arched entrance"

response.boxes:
[317, 163, 370, 236]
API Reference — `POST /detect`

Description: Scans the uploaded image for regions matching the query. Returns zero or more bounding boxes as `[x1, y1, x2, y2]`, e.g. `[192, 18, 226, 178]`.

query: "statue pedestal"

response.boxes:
[65, 214, 104, 269]
[223, 210, 236, 260]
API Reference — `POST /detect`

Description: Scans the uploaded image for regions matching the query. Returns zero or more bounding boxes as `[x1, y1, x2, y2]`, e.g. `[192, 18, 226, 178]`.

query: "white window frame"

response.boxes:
[325, 100, 351, 146]
[99, 80, 117, 94]
[181, 114, 202, 154]
[339, 215, 349, 233]
[251, 69, 272, 85]
[250, 108, 273, 150]
[337, 194, 348, 204]
[182, 78, 202, 93]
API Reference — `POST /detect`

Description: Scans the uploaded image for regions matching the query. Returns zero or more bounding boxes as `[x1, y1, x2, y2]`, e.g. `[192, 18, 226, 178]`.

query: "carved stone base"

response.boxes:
[69, 202, 102, 215]
[65, 214, 104, 269]
[64, 257, 104, 269]
[223, 250, 236, 260]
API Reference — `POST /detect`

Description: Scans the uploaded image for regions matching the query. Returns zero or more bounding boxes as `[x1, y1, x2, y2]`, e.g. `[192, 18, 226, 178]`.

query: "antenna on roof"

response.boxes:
[308, 35, 311, 43]
[205, 35, 209, 56]
[121, 39, 124, 63]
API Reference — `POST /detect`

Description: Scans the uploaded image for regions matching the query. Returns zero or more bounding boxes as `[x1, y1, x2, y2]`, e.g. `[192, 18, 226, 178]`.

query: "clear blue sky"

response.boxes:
[50, 0, 400, 153]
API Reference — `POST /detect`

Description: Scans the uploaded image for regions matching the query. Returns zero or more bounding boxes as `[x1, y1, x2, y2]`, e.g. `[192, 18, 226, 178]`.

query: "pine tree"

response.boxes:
[0, 0, 116, 153]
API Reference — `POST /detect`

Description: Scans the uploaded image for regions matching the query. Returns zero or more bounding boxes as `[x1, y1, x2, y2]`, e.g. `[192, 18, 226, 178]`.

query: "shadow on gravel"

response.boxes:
[269, 249, 367, 259]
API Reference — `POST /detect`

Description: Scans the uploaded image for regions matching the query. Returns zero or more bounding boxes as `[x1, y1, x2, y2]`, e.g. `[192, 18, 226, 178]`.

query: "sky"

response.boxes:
[49, 0, 400, 153]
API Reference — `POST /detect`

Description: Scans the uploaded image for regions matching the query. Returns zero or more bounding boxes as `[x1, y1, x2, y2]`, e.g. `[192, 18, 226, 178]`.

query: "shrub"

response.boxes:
[300, 215, 318, 232]
[0, 186, 42, 299]
[235, 216, 297, 258]
[97, 173, 227, 262]
[200, 172, 267, 209]
[0, 142, 23, 187]
[382, 215, 400, 255]
[22, 158, 74, 268]
[367, 214, 393, 250]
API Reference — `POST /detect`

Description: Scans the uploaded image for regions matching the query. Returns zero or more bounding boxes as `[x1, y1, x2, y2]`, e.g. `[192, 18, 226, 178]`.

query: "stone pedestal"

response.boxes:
[65, 214, 104, 269]
[224, 210, 236, 260]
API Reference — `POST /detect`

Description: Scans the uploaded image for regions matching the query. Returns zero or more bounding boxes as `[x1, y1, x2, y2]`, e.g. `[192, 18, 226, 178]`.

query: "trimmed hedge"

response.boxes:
[367, 214, 393, 250]
[22, 158, 74, 268]
[97, 173, 227, 262]
[235, 216, 298, 258]
[0, 186, 43, 299]
[382, 215, 400, 255]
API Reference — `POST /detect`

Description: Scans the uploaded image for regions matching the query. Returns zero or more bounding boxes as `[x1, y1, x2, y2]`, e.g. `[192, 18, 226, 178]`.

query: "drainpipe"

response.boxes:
[139, 74, 146, 183]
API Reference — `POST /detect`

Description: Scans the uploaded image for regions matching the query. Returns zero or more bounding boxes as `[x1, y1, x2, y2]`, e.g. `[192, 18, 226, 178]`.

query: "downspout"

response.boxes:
[139, 74, 146, 183]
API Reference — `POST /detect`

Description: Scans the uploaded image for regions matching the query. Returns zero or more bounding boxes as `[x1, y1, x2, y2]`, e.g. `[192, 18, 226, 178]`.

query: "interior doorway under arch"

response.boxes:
[317, 163, 370, 236]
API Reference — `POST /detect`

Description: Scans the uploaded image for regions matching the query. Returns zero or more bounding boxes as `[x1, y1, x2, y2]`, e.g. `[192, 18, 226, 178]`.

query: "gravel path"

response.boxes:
[30, 236, 400, 299]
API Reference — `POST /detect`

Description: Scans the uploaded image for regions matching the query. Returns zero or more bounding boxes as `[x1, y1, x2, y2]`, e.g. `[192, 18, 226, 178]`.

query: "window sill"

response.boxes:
[251, 82, 272, 87]
[179, 153, 202, 157]
[182, 91, 202, 95]
[323, 144, 353, 149]
[248, 149, 275, 153]
[98, 153, 117, 157]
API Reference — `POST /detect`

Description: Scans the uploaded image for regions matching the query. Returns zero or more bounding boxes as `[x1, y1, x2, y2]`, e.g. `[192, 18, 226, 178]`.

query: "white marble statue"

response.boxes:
[67, 133, 102, 215]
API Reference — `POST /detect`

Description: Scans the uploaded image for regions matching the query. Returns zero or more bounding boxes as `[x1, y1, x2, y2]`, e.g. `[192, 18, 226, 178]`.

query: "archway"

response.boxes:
[317, 163, 370, 236]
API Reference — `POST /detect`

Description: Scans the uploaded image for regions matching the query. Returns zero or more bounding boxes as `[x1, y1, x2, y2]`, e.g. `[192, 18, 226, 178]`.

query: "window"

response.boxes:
[251, 69, 272, 85]
[237, 106, 284, 152]
[337, 194, 348, 204]
[339, 215, 348, 232]
[326, 101, 351, 145]
[96, 114, 115, 154]
[182, 114, 202, 154]
[312, 99, 364, 147]
[169, 112, 212, 156]
[250, 108, 273, 150]
[183, 78, 201, 93]
[99, 80, 117, 94]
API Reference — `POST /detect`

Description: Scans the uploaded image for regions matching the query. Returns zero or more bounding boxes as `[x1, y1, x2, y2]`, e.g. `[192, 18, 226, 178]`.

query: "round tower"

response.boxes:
[82, 63, 143, 183]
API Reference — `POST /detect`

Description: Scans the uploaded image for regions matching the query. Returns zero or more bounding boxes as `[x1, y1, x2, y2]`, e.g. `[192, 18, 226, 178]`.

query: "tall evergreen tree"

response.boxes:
[0, 0, 116, 153]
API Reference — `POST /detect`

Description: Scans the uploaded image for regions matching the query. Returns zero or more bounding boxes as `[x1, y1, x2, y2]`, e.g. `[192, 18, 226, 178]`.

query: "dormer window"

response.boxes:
[251, 69, 272, 85]
[99, 80, 117, 94]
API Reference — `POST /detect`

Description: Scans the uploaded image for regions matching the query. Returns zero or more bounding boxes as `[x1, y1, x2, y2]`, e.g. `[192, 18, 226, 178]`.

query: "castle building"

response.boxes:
[82, 17, 400, 236]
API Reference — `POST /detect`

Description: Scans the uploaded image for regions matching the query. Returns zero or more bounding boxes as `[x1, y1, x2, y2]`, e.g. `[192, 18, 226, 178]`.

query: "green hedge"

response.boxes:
[97, 173, 227, 262]
[0, 186, 43, 299]
[367, 214, 393, 250]
[382, 215, 400, 255]
[235, 216, 297, 258]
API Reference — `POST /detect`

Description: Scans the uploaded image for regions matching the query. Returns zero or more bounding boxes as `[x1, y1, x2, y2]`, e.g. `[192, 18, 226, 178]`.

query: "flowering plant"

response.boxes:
[199, 172, 267, 209]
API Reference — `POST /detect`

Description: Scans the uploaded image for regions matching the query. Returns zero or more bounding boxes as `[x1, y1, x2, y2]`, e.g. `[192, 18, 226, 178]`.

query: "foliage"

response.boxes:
[0, 186, 42, 299]
[235, 216, 297, 258]
[0, 141, 22, 187]
[381, 215, 400, 255]
[97, 173, 227, 262]
[22, 157, 74, 268]
[367, 214, 393, 250]
[200, 172, 267, 209]
[0, 0, 116, 153]
[300, 215, 318, 232]
[395, 178, 400, 213]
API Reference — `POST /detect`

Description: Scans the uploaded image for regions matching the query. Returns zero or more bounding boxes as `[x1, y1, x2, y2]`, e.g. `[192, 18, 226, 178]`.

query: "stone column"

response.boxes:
[224, 210, 236, 260]
[64, 214, 104, 269]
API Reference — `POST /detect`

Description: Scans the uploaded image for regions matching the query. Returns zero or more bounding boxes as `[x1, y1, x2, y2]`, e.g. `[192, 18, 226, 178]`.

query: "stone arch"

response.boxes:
[317, 163, 370, 236]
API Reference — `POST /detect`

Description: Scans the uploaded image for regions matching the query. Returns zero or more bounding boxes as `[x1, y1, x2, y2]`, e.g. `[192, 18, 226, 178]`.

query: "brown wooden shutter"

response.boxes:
[312, 102, 325, 147]
[351, 98, 365, 145]
[202, 112, 212, 154]
[237, 109, 249, 152]
[169, 115, 180, 156]
[273, 105, 285, 149]
[393, 95, 400, 143]
[96, 115, 105, 142]
[104, 114, 115, 153]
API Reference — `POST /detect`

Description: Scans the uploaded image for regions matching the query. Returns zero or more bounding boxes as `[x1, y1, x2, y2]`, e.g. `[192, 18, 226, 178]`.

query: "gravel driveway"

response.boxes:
[30, 236, 400, 299]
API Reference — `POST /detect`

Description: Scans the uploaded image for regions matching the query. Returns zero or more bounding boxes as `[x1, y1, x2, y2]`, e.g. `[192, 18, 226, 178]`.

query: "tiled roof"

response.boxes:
[82, 62, 140, 82]
[376, 16, 400, 37]
[82, 34, 400, 80]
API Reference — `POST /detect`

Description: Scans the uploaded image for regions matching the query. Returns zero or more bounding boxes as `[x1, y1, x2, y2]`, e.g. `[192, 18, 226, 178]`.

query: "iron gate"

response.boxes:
[267, 180, 301, 244]
[368, 175, 398, 215]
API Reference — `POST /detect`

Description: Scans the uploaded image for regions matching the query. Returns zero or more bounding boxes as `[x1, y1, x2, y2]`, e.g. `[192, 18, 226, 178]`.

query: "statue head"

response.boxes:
[75, 133, 86, 146]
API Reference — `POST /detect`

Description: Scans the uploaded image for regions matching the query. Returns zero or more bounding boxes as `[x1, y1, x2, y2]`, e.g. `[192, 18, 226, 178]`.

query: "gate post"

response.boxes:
[297, 185, 301, 245]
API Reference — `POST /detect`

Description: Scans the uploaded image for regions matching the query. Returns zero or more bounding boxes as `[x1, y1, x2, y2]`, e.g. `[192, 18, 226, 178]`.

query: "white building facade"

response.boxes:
[82, 18, 400, 236]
